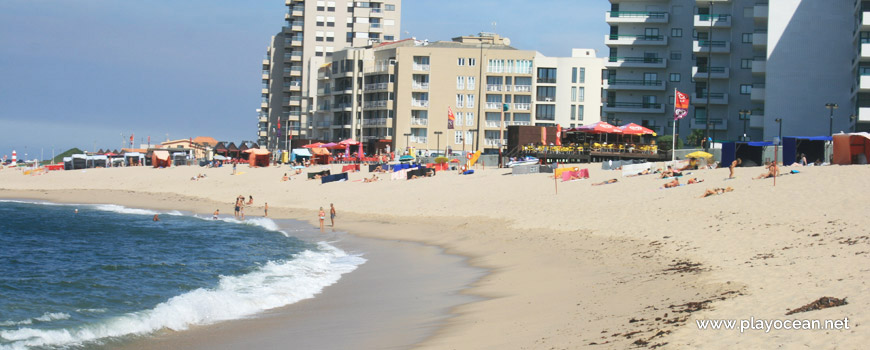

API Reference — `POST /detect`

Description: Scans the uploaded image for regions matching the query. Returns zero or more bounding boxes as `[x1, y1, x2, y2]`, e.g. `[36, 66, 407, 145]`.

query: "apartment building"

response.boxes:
[311, 33, 604, 155]
[258, 0, 402, 150]
[605, 0, 858, 143]
[854, 0, 870, 132]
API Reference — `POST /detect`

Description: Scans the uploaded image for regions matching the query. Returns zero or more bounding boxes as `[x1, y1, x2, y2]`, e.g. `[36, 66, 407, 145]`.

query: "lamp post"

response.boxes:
[738, 109, 751, 141]
[850, 114, 857, 132]
[434, 131, 443, 156]
[775, 118, 782, 140]
[403, 133, 412, 155]
[825, 103, 838, 136]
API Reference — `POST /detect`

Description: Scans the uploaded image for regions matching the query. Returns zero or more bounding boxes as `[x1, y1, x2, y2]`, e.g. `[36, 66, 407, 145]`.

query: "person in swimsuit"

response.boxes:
[264, 203, 268, 217]
[729, 158, 742, 179]
[213, 209, 219, 220]
[319, 207, 326, 232]
[234, 197, 241, 218]
[592, 179, 618, 186]
[329, 203, 336, 227]
[662, 178, 680, 189]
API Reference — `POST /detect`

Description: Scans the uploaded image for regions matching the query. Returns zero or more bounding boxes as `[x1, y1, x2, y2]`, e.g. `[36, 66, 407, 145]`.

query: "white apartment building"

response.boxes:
[605, 0, 860, 144]
[310, 34, 604, 155]
[258, 0, 402, 150]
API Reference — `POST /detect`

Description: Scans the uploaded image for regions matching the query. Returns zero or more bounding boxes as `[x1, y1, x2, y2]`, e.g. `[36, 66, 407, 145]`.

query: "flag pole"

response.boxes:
[672, 88, 677, 163]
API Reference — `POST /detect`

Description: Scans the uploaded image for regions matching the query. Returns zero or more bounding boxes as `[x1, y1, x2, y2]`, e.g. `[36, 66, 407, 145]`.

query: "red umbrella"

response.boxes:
[301, 142, 325, 148]
[575, 121, 622, 134]
[618, 123, 656, 136]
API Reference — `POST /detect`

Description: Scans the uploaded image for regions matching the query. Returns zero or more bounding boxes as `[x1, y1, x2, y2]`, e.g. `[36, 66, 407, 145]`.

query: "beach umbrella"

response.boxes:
[399, 155, 414, 162]
[449, 159, 460, 163]
[618, 123, 657, 136]
[575, 121, 622, 134]
[685, 151, 714, 159]
[301, 142, 325, 149]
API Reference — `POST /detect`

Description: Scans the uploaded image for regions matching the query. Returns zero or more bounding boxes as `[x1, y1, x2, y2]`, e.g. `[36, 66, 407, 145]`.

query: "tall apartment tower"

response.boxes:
[852, 1, 870, 132]
[258, 0, 402, 150]
[311, 34, 605, 155]
[605, 0, 858, 144]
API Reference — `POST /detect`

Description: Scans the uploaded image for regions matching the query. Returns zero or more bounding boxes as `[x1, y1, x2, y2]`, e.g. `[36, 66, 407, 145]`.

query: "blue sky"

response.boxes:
[0, 0, 607, 160]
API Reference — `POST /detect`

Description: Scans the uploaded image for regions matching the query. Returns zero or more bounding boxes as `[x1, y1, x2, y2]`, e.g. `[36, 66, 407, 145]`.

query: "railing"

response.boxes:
[262, 70, 270, 75]
[608, 56, 664, 63]
[287, 111, 302, 116]
[410, 136, 427, 144]
[514, 85, 532, 92]
[370, 22, 382, 29]
[411, 100, 430, 107]
[697, 14, 731, 21]
[485, 102, 502, 110]
[607, 79, 663, 86]
[695, 66, 726, 73]
[606, 102, 663, 109]
[508, 121, 532, 126]
[364, 100, 388, 108]
[289, 66, 303, 71]
[288, 21, 304, 27]
[290, 6, 304, 12]
[485, 121, 501, 128]
[364, 82, 388, 90]
[412, 63, 430, 71]
[607, 34, 665, 41]
[412, 82, 429, 90]
[513, 103, 531, 111]
[371, 8, 383, 14]
[484, 139, 504, 147]
[315, 121, 331, 128]
[695, 92, 726, 99]
[363, 118, 388, 126]
[537, 78, 557, 84]
[333, 103, 352, 109]
[486, 84, 503, 91]
[411, 118, 429, 126]
[286, 96, 302, 101]
[607, 11, 667, 19]
[697, 40, 728, 47]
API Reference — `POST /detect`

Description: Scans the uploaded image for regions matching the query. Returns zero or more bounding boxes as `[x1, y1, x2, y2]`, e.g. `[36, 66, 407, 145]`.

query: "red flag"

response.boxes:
[555, 124, 562, 146]
[130, 134, 134, 148]
[447, 107, 455, 129]
[674, 90, 690, 121]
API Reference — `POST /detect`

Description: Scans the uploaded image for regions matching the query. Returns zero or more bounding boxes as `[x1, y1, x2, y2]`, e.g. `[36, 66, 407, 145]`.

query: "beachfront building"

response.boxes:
[605, 0, 858, 143]
[259, 0, 402, 152]
[311, 33, 605, 155]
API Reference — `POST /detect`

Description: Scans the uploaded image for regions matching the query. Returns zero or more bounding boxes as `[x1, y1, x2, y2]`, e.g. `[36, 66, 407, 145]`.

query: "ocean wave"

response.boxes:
[0, 313, 70, 327]
[90, 204, 160, 216]
[0, 242, 365, 350]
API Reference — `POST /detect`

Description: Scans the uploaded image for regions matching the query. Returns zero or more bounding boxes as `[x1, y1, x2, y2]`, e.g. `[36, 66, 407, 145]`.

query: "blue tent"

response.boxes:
[720, 141, 773, 167]
[291, 148, 312, 162]
[782, 136, 831, 165]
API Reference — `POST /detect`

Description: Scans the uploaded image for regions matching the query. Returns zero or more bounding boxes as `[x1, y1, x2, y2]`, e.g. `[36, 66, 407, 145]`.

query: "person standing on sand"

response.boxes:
[232, 162, 237, 175]
[729, 158, 742, 179]
[319, 207, 326, 232]
[329, 203, 336, 227]
[264, 203, 269, 217]
[234, 197, 241, 218]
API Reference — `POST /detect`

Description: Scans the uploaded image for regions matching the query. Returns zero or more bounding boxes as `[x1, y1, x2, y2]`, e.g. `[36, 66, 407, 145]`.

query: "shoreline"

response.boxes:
[2, 163, 868, 348]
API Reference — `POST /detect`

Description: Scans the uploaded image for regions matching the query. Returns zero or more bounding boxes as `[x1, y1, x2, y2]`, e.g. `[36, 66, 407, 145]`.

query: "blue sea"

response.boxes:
[0, 200, 365, 350]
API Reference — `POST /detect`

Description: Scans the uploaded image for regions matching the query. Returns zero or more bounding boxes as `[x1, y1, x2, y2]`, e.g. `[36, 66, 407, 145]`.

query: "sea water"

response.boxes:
[0, 200, 365, 350]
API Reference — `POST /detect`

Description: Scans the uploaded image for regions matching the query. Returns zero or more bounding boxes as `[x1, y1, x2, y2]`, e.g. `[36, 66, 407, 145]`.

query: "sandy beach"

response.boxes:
[2, 161, 868, 349]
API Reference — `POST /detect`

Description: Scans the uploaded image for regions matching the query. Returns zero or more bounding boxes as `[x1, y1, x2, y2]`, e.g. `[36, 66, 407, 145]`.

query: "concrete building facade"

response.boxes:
[258, 0, 402, 150]
[311, 34, 605, 155]
[605, 0, 862, 144]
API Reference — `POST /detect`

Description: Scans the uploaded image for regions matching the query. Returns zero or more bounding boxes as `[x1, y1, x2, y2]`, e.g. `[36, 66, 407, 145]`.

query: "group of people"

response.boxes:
[233, 195, 254, 219]
[318, 203, 336, 232]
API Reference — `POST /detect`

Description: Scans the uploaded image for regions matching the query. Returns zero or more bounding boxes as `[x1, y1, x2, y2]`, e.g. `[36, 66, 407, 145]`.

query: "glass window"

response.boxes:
[386, 4, 396, 11]
[458, 58, 465, 66]
[469, 58, 476, 66]
[669, 73, 681, 82]
[456, 94, 464, 107]
[671, 28, 683, 37]
[466, 112, 474, 126]
[457, 76, 465, 89]
[670, 51, 682, 60]
[467, 94, 475, 108]
[741, 58, 752, 69]
[536, 86, 556, 101]
[467, 76, 475, 90]
[536, 68, 557, 83]
[571, 87, 577, 102]
[571, 68, 578, 83]
[570, 105, 576, 120]
[742, 33, 753, 43]
[579, 68, 585, 83]
[535, 105, 555, 120]
[577, 105, 584, 120]
[740, 84, 752, 94]
[578, 87, 585, 102]
[455, 131, 462, 144]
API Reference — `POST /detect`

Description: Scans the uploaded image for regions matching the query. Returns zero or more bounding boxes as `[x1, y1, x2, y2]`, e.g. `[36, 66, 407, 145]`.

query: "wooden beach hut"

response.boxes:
[245, 149, 271, 167]
[151, 150, 171, 168]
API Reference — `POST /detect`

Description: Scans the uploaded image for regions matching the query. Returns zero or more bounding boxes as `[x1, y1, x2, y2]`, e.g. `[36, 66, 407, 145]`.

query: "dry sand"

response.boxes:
[1, 161, 868, 349]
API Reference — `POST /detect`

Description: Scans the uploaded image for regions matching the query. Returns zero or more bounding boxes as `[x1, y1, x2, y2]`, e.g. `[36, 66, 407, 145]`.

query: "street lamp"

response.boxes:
[850, 114, 858, 133]
[775, 118, 782, 140]
[738, 109, 751, 141]
[403, 133, 412, 155]
[434, 131, 443, 156]
[825, 103, 838, 136]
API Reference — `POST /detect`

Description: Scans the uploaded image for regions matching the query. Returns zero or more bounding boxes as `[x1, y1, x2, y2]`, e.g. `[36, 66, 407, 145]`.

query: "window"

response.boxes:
[579, 68, 585, 83]
[670, 73, 681, 82]
[456, 76, 465, 89]
[741, 58, 752, 69]
[572, 67, 578, 83]
[458, 57, 466, 66]
[466, 112, 474, 126]
[469, 58, 476, 66]
[316, 16, 325, 26]
[577, 105, 584, 120]
[535, 105, 555, 120]
[467, 76, 475, 90]
[742, 33, 753, 43]
[384, 35, 395, 41]
[740, 84, 752, 94]
[455, 131, 462, 144]
[456, 94, 464, 107]
[536, 86, 556, 102]
[571, 87, 577, 102]
[570, 105, 577, 120]
[386, 4, 395, 11]
[537, 68, 557, 83]
[578, 87, 585, 102]
[670, 51, 682, 60]
[467, 94, 475, 108]
[671, 28, 683, 37]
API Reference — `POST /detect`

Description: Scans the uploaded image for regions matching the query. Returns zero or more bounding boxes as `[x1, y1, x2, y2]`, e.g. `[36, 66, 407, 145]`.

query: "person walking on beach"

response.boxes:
[329, 203, 336, 227]
[318, 207, 326, 232]
[264, 202, 269, 217]
[232, 162, 237, 175]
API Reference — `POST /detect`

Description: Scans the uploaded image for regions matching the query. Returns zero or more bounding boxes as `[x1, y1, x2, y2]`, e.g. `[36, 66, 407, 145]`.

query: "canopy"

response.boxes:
[302, 142, 325, 149]
[291, 148, 312, 157]
[574, 121, 622, 134]
[152, 150, 171, 168]
[152, 150, 170, 161]
[310, 147, 330, 156]
[832, 132, 870, 165]
[618, 123, 656, 136]
[246, 148, 271, 167]
[213, 155, 228, 160]
[339, 139, 360, 145]
[243, 148, 271, 155]
[399, 155, 415, 162]
[685, 151, 713, 159]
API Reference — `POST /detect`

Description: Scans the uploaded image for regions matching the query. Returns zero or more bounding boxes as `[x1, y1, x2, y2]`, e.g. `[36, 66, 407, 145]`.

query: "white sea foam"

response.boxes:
[90, 204, 160, 216]
[0, 313, 70, 327]
[0, 242, 365, 350]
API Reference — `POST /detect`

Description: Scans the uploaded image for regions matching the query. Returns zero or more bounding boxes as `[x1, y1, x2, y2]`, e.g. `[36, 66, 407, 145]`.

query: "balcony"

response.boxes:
[693, 40, 730, 54]
[289, 51, 302, 61]
[485, 102, 502, 110]
[513, 85, 532, 93]
[411, 100, 430, 108]
[752, 32, 767, 48]
[694, 14, 731, 28]
[604, 56, 667, 69]
[605, 34, 668, 46]
[860, 75, 870, 92]
[690, 118, 728, 130]
[288, 21, 304, 32]
[691, 66, 730, 80]
[694, 92, 729, 105]
[751, 85, 765, 102]
[315, 121, 331, 128]
[412, 63, 430, 71]
[484, 139, 505, 147]
[487, 84, 504, 92]
[603, 102, 665, 114]
[513, 103, 531, 111]
[290, 6, 304, 16]
[862, 43, 870, 61]
[484, 121, 502, 128]
[364, 82, 389, 91]
[259, 130, 268, 137]
[364, 100, 389, 108]
[863, 11, 870, 29]
[507, 121, 532, 126]
[261, 101, 269, 108]
[412, 82, 429, 90]
[411, 118, 429, 126]
[369, 7, 384, 17]
[332, 103, 353, 111]
[363, 118, 391, 127]
[752, 60, 766, 75]
[604, 79, 666, 91]
[410, 136, 427, 144]
[259, 116, 268, 123]
[859, 107, 870, 122]
[754, 4, 769, 24]
[605, 11, 668, 24]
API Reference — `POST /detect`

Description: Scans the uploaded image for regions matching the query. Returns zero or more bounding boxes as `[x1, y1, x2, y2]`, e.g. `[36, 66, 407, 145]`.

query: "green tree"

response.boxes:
[656, 135, 684, 151]
[686, 129, 705, 147]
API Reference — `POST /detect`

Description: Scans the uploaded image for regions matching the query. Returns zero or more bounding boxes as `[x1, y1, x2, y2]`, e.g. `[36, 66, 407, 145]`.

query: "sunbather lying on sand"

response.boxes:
[592, 179, 618, 186]
[363, 174, 379, 182]
[753, 163, 779, 180]
[700, 187, 734, 198]
[687, 178, 704, 184]
[662, 178, 680, 188]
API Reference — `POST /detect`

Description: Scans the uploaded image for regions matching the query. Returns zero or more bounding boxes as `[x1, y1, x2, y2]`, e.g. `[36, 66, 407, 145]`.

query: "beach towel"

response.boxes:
[320, 172, 349, 184]
[391, 169, 408, 180]
[462, 170, 474, 175]
[342, 164, 360, 172]
[307, 170, 330, 179]
[554, 167, 579, 179]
